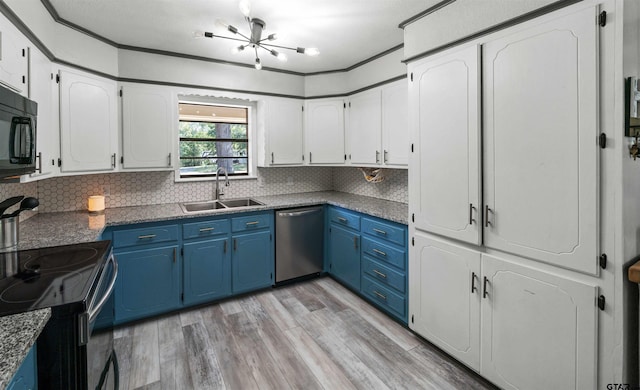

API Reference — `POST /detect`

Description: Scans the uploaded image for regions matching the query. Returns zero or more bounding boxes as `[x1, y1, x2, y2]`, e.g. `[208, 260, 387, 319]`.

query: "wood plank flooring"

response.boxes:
[113, 277, 496, 390]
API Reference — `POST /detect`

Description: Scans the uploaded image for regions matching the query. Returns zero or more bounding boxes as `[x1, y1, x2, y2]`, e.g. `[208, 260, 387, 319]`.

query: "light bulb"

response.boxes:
[255, 58, 262, 70]
[277, 52, 287, 62]
[231, 45, 245, 54]
[304, 47, 320, 56]
[192, 30, 204, 38]
[267, 33, 277, 41]
[239, 0, 251, 17]
[214, 19, 228, 29]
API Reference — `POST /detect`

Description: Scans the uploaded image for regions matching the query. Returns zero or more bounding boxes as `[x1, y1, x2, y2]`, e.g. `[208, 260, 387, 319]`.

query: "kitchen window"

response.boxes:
[178, 102, 249, 177]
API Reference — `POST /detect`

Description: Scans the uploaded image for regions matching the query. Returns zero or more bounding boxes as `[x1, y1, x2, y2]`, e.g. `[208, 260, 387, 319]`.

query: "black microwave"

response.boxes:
[0, 85, 37, 180]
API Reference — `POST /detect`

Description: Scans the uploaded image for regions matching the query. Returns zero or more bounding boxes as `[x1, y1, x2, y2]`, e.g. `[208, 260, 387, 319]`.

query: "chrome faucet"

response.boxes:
[214, 167, 230, 200]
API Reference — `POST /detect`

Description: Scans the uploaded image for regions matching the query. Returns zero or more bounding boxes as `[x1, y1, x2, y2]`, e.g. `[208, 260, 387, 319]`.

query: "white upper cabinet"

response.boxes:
[304, 98, 345, 164]
[481, 253, 597, 390]
[259, 97, 304, 166]
[58, 68, 118, 173]
[121, 83, 175, 170]
[0, 25, 28, 96]
[381, 80, 409, 166]
[409, 45, 481, 245]
[22, 46, 57, 181]
[482, 6, 598, 274]
[347, 89, 381, 165]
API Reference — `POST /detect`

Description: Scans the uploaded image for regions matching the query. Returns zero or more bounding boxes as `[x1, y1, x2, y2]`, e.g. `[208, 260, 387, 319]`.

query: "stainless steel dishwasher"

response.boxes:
[275, 206, 324, 283]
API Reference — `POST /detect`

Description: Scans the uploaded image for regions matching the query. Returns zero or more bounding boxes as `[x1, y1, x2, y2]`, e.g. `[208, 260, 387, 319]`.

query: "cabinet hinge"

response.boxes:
[599, 253, 607, 269]
[119, 89, 123, 97]
[57, 158, 62, 167]
[411, 237, 415, 246]
[329, 264, 332, 270]
[329, 227, 332, 233]
[599, 11, 607, 27]
[181, 292, 184, 301]
[349, 102, 351, 108]
[411, 314, 414, 324]
[120, 156, 124, 164]
[344, 154, 347, 161]
[270, 272, 273, 280]
[599, 133, 607, 149]
[56, 74, 60, 83]
[181, 247, 184, 257]
[302, 154, 304, 161]
[301, 105, 304, 112]
[411, 144, 414, 153]
[22, 48, 25, 57]
[411, 213, 415, 223]
[598, 295, 605, 310]
[343, 103, 346, 109]
[410, 73, 413, 82]
[22, 75, 25, 84]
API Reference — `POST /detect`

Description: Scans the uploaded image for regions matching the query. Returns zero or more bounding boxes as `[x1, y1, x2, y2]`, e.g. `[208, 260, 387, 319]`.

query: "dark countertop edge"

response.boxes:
[0, 308, 51, 389]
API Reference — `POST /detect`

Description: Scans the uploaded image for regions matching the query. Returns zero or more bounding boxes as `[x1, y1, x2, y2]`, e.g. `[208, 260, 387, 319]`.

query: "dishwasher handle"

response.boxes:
[278, 208, 323, 218]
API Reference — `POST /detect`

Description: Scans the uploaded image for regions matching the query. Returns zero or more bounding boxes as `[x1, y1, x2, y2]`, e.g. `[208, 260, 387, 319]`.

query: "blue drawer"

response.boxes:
[361, 275, 406, 320]
[113, 225, 179, 248]
[231, 213, 271, 232]
[361, 218, 406, 247]
[183, 218, 230, 240]
[362, 256, 405, 294]
[361, 237, 406, 270]
[328, 207, 360, 230]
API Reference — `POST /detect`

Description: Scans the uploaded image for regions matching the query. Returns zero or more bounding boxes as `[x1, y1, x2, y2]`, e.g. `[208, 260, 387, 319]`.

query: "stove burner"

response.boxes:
[0, 271, 85, 304]
[24, 247, 98, 271]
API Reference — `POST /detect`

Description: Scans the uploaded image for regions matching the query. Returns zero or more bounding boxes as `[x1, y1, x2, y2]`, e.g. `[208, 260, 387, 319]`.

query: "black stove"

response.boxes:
[0, 240, 111, 317]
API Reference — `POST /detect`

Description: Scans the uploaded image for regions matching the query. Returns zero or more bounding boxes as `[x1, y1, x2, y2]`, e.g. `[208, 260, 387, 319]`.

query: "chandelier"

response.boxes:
[199, 1, 319, 70]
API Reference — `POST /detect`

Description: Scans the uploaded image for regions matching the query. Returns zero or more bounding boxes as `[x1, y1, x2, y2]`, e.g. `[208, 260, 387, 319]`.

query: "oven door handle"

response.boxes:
[89, 254, 118, 323]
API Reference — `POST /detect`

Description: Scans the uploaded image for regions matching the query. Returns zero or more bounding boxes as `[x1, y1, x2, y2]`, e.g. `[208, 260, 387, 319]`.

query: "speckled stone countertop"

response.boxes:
[0, 309, 50, 389]
[3, 191, 406, 384]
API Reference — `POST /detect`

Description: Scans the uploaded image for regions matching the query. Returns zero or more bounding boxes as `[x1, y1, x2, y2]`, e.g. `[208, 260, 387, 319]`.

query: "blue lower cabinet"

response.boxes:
[232, 230, 273, 294]
[114, 245, 181, 324]
[183, 238, 231, 306]
[329, 224, 361, 291]
[361, 275, 406, 321]
[7, 344, 37, 390]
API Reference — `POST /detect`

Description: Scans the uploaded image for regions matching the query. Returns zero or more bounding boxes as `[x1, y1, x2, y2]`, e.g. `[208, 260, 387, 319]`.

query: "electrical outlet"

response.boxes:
[102, 185, 110, 196]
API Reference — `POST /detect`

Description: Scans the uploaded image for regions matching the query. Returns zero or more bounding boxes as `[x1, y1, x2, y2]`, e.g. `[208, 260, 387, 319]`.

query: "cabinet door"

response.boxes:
[22, 47, 56, 181]
[409, 45, 481, 245]
[114, 245, 181, 324]
[329, 224, 360, 290]
[482, 6, 598, 274]
[59, 69, 118, 173]
[183, 238, 231, 306]
[348, 90, 381, 165]
[409, 232, 481, 371]
[481, 253, 597, 390]
[0, 26, 27, 95]
[381, 80, 408, 166]
[121, 84, 174, 169]
[231, 231, 273, 294]
[304, 99, 345, 164]
[266, 98, 303, 165]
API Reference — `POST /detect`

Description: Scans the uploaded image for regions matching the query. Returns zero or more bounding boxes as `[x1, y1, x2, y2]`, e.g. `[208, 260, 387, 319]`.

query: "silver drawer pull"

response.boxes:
[199, 227, 215, 232]
[373, 228, 387, 235]
[246, 221, 259, 226]
[373, 248, 387, 257]
[373, 269, 387, 279]
[337, 217, 348, 223]
[373, 291, 387, 300]
[138, 234, 156, 239]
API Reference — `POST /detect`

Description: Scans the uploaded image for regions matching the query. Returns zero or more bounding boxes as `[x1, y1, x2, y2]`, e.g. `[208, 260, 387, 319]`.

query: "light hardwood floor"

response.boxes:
[112, 277, 496, 390]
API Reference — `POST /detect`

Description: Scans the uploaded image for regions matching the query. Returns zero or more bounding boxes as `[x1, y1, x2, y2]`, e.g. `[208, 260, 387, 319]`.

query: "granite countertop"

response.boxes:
[3, 191, 407, 384]
[0, 309, 50, 388]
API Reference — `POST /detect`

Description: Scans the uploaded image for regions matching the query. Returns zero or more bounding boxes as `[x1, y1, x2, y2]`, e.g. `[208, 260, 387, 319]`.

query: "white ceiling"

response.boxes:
[47, 0, 435, 74]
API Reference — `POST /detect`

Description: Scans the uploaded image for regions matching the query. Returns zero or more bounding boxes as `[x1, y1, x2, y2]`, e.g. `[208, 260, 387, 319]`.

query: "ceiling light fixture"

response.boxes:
[199, 1, 319, 70]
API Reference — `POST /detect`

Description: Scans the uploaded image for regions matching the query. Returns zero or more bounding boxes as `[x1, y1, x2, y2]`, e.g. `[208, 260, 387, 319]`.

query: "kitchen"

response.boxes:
[0, 0, 638, 389]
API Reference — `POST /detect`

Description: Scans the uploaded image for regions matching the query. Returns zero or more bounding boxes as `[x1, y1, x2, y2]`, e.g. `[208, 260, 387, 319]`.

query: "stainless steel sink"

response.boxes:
[220, 198, 264, 208]
[180, 200, 227, 213]
[180, 198, 265, 213]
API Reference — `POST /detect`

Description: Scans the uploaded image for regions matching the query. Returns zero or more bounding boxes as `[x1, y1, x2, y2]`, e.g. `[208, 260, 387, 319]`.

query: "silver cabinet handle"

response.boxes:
[373, 248, 387, 257]
[353, 236, 358, 249]
[199, 227, 215, 232]
[373, 269, 387, 279]
[36, 152, 42, 173]
[376, 150, 380, 163]
[309, 152, 312, 163]
[167, 153, 172, 167]
[111, 153, 116, 168]
[337, 217, 348, 223]
[471, 272, 478, 294]
[383, 150, 388, 164]
[373, 291, 387, 300]
[246, 221, 259, 226]
[173, 247, 176, 263]
[271, 152, 274, 164]
[485, 205, 492, 227]
[483, 276, 489, 298]
[138, 234, 156, 239]
[233, 238, 237, 251]
[224, 240, 227, 253]
[373, 228, 387, 235]
[469, 204, 476, 225]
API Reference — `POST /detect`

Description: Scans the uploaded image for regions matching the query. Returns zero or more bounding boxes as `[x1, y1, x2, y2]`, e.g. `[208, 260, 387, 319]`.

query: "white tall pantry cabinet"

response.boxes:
[407, 3, 618, 389]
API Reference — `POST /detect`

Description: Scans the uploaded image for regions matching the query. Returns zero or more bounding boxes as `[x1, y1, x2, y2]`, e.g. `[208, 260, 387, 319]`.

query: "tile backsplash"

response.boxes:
[1, 166, 408, 214]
